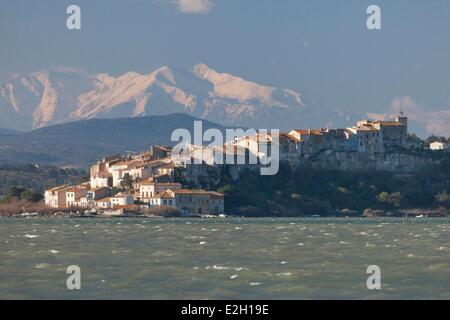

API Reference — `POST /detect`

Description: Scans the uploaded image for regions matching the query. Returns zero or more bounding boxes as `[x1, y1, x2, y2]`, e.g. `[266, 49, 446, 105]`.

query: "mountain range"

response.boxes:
[0, 63, 308, 131]
[0, 113, 227, 167]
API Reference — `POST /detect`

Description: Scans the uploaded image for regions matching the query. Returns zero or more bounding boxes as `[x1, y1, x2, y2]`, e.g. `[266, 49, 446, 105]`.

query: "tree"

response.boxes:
[217, 184, 235, 195]
[120, 173, 134, 190]
[6, 187, 25, 198]
[435, 191, 450, 208]
[20, 190, 43, 203]
[377, 192, 403, 209]
[425, 135, 449, 146]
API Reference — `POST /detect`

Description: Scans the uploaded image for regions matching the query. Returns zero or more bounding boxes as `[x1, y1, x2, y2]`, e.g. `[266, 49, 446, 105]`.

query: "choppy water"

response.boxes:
[0, 217, 449, 299]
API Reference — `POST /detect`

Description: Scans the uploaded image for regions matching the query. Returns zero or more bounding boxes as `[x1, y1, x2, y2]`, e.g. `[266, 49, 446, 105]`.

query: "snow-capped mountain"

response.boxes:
[0, 64, 306, 131]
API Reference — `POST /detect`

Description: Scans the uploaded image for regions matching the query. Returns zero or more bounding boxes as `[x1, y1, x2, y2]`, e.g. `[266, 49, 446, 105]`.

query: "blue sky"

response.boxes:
[1, 0, 449, 134]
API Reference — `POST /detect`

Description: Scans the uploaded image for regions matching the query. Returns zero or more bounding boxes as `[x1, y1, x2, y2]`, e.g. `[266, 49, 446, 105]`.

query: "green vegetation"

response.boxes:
[216, 157, 450, 217]
[424, 135, 450, 146]
[0, 164, 87, 197]
[0, 187, 43, 204]
[120, 173, 134, 190]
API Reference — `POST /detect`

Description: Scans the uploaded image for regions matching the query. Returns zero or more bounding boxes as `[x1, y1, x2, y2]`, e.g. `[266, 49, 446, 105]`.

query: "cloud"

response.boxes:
[176, 0, 213, 14]
[366, 96, 450, 137]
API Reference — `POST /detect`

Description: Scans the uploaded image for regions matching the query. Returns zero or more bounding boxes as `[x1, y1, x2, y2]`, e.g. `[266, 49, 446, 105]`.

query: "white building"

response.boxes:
[95, 198, 112, 209]
[65, 187, 88, 207]
[110, 193, 134, 207]
[140, 182, 182, 200]
[147, 190, 177, 207]
[430, 141, 449, 151]
[45, 186, 71, 208]
[90, 173, 110, 188]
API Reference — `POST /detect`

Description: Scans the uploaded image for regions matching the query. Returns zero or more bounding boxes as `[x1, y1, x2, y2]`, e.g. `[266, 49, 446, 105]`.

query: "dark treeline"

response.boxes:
[0, 164, 87, 197]
[216, 157, 450, 217]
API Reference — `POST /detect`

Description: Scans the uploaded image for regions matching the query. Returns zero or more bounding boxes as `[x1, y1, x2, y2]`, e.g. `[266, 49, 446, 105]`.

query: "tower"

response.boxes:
[395, 111, 408, 146]
[396, 111, 407, 129]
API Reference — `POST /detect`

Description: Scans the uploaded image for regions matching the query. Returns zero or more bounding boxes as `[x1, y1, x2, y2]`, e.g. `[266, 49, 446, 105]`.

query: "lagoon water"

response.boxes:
[0, 217, 449, 299]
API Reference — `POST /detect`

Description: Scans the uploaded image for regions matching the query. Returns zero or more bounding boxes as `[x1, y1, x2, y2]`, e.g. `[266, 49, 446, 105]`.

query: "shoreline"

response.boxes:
[1, 212, 448, 219]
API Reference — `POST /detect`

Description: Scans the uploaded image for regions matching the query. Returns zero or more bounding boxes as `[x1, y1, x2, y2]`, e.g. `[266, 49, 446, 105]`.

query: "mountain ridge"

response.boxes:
[0, 113, 227, 167]
[0, 64, 305, 131]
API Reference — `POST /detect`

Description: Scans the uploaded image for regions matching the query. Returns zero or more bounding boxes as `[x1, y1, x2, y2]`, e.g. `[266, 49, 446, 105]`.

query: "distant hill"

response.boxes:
[0, 128, 18, 135]
[0, 113, 227, 167]
[0, 164, 86, 196]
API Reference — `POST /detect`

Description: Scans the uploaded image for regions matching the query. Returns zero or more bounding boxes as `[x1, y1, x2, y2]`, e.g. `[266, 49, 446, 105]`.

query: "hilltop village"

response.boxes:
[44, 113, 449, 216]
[45, 145, 225, 216]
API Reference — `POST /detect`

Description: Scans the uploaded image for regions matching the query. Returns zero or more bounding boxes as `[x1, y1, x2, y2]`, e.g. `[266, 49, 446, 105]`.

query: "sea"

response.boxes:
[0, 217, 449, 299]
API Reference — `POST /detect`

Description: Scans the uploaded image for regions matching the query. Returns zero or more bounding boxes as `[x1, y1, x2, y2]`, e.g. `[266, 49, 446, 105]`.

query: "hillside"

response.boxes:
[0, 128, 18, 135]
[0, 164, 86, 196]
[0, 113, 227, 167]
[217, 160, 450, 216]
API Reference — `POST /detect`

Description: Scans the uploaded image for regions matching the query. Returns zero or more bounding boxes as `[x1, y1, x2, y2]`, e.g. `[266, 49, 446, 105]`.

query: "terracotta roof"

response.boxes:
[357, 125, 378, 131]
[94, 172, 109, 178]
[209, 192, 225, 199]
[156, 162, 175, 169]
[310, 129, 324, 135]
[140, 181, 181, 187]
[160, 190, 175, 199]
[291, 129, 309, 135]
[291, 129, 323, 136]
[48, 185, 71, 192]
[280, 133, 298, 140]
[377, 121, 404, 126]
[112, 160, 142, 169]
[140, 180, 155, 186]
[66, 188, 86, 193]
[175, 189, 224, 197]
[112, 161, 131, 167]
[111, 194, 133, 199]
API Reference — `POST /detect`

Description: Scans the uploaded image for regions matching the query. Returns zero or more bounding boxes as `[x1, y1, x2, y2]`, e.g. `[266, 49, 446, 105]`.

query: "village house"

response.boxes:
[95, 197, 112, 209]
[150, 145, 172, 159]
[142, 188, 224, 215]
[288, 129, 325, 155]
[174, 189, 224, 215]
[284, 113, 409, 156]
[430, 141, 450, 151]
[90, 154, 124, 188]
[146, 189, 177, 207]
[279, 133, 302, 156]
[154, 161, 175, 177]
[44, 185, 72, 208]
[65, 187, 88, 207]
[110, 193, 134, 207]
[74, 187, 112, 209]
[139, 182, 182, 200]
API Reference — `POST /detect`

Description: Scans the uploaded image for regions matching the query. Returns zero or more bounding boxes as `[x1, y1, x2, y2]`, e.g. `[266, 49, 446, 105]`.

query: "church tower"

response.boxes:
[396, 111, 408, 131]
